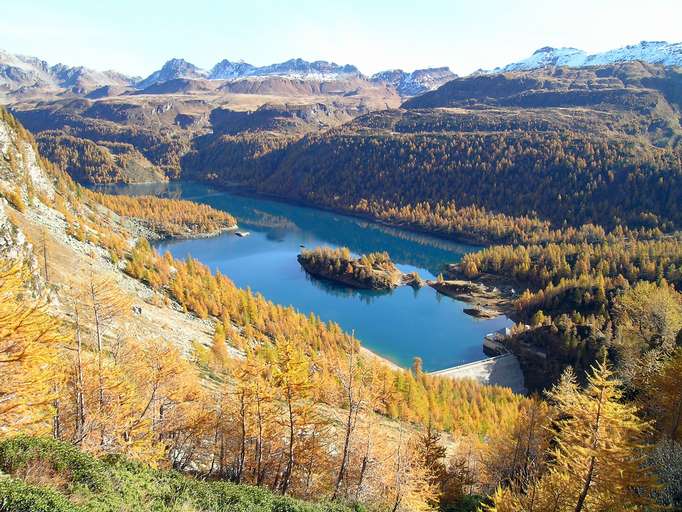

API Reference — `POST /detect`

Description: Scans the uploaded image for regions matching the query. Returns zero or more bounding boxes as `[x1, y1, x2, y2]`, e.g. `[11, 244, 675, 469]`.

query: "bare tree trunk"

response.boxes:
[273, 451, 284, 492]
[236, 391, 246, 483]
[304, 429, 316, 497]
[74, 304, 86, 445]
[333, 345, 356, 500]
[574, 457, 596, 512]
[392, 427, 404, 512]
[528, 477, 537, 512]
[355, 416, 374, 502]
[90, 280, 106, 448]
[523, 401, 538, 479]
[280, 390, 295, 494]
[52, 385, 60, 440]
[43, 231, 60, 439]
[219, 431, 225, 476]
[209, 397, 223, 476]
[254, 391, 264, 485]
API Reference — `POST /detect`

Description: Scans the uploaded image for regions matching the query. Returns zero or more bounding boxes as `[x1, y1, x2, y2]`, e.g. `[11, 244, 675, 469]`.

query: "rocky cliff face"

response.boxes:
[0, 108, 223, 353]
[0, 111, 57, 289]
[371, 67, 456, 96]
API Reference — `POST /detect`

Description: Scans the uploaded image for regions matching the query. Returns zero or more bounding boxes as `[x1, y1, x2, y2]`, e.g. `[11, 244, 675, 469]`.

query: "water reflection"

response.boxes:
[96, 180, 512, 370]
[96, 181, 475, 276]
[303, 272, 393, 304]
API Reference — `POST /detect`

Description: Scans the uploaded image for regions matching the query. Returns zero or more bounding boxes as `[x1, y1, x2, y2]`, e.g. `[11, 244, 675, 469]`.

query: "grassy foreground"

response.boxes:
[0, 437, 357, 512]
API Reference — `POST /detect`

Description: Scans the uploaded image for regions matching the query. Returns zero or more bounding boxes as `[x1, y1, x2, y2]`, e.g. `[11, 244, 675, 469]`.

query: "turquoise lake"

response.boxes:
[103, 181, 512, 371]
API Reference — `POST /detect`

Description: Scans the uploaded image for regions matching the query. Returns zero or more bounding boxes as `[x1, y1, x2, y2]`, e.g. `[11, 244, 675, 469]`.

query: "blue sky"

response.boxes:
[2, 0, 681, 77]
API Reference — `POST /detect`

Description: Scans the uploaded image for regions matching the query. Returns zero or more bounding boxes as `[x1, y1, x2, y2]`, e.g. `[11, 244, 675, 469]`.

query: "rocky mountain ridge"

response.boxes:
[494, 40, 682, 72]
[0, 49, 451, 98]
[0, 49, 137, 97]
[5, 40, 682, 102]
[370, 66, 456, 96]
[137, 57, 452, 96]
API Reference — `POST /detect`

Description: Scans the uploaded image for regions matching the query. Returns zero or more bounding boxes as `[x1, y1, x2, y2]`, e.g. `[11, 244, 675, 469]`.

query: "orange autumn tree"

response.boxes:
[118, 338, 207, 464]
[487, 362, 656, 512]
[271, 336, 316, 495]
[0, 263, 64, 435]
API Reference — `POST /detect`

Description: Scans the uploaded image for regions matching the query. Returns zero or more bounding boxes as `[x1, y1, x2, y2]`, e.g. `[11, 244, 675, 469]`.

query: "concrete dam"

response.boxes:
[430, 353, 527, 394]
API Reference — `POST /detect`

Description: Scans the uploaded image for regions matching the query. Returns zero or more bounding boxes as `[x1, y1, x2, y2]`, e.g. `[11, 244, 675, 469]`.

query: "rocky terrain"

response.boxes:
[427, 279, 514, 319]
[0, 109, 240, 359]
[370, 66, 457, 96]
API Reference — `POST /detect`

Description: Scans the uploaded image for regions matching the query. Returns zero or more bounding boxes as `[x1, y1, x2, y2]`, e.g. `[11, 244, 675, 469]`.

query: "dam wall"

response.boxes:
[430, 353, 527, 394]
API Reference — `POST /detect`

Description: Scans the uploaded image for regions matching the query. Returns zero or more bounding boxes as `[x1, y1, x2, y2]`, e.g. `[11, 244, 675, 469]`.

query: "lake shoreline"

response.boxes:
[184, 178, 493, 248]
[130, 180, 514, 371]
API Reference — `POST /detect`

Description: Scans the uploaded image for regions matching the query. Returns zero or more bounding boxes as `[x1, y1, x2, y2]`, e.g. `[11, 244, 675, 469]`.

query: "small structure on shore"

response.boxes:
[483, 325, 531, 356]
[483, 327, 512, 355]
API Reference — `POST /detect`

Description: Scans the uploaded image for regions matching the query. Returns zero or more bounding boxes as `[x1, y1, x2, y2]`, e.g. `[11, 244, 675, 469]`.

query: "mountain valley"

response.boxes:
[1, 30, 682, 511]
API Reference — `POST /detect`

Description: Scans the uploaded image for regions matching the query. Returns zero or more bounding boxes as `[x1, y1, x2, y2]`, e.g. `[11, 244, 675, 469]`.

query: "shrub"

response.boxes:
[0, 436, 109, 492]
[0, 437, 356, 512]
[0, 478, 79, 512]
[2, 186, 26, 213]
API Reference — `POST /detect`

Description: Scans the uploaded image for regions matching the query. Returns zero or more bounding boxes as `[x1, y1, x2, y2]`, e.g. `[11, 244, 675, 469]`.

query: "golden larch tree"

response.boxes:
[487, 362, 657, 511]
[0, 263, 64, 435]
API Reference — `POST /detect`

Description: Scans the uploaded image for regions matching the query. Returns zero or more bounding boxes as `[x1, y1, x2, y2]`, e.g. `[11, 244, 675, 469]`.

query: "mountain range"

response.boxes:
[0, 49, 137, 95]
[3, 40, 682, 102]
[493, 40, 682, 73]
[0, 50, 453, 99]
[3, 39, 682, 192]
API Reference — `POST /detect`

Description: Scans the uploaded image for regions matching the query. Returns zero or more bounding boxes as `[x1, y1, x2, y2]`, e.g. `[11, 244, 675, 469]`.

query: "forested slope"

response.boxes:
[2, 76, 682, 509]
[180, 62, 682, 241]
[0, 106, 528, 511]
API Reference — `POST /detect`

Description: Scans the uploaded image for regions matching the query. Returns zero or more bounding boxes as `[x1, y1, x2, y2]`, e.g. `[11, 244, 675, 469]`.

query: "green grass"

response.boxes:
[0, 437, 358, 512]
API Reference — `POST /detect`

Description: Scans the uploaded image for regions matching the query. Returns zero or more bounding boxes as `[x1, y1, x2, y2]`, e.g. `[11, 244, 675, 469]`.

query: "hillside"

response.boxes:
[6, 48, 682, 201]
[1, 36, 682, 507]
[181, 62, 682, 240]
[0, 107, 533, 511]
[0, 437, 352, 512]
[7, 83, 400, 183]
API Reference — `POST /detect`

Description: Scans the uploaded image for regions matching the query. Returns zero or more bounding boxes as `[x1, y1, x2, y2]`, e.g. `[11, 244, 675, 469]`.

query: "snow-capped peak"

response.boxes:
[137, 58, 208, 89]
[141, 57, 361, 86]
[253, 58, 361, 79]
[371, 67, 456, 96]
[494, 40, 682, 73]
[584, 40, 682, 67]
[209, 59, 256, 79]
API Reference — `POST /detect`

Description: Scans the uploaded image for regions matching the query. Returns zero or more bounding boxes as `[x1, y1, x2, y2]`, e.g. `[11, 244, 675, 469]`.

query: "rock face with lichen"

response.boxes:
[0, 111, 45, 282]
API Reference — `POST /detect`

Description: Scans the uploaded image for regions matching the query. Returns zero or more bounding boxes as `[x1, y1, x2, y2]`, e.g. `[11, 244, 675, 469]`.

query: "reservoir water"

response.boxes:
[103, 181, 512, 371]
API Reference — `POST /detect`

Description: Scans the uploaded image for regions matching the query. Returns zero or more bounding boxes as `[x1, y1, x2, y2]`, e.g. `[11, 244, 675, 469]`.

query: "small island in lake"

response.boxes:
[298, 246, 422, 290]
